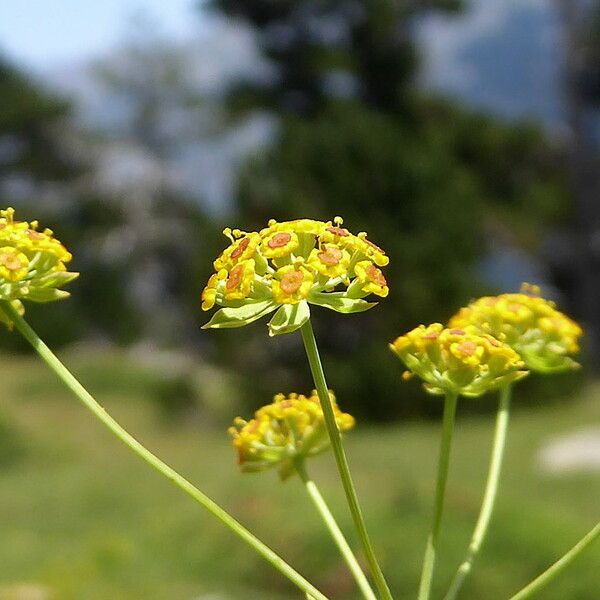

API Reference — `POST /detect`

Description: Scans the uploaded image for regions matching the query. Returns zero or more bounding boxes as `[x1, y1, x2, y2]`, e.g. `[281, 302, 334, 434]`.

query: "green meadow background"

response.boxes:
[1, 351, 598, 599]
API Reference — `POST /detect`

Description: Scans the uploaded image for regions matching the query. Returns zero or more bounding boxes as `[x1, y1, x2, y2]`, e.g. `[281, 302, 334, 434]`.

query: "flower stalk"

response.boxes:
[300, 319, 394, 600]
[508, 521, 600, 600]
[294, 459, 378, 600]
[2, 300, 328, 600]
[417, 392, 458, 600]
[444, 385, 512, 600]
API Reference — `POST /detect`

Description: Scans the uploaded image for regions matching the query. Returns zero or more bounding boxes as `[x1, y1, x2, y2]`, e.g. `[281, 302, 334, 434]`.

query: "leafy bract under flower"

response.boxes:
[201, 217, 388, 336]
[228, 391, 355, 479]
[0, 208, 78, 326]
[449, 283, 583, 373]
[390, 323, 528, 397]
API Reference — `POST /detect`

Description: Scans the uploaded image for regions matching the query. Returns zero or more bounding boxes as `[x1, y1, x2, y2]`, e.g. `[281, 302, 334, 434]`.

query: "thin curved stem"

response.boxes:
[295, 459, 378, 600]
[508, 521, 600, 600]
[300, 320, 393, 600]
[417, 392, 458, 600]
[444, 385, 512, 600]
[3, 301, 328, 600]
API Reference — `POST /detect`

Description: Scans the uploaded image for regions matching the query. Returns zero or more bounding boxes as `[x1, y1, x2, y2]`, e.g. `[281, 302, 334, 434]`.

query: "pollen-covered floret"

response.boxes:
[449, 283, 583, 373]
[352, 260, 389, 298]
[390, 323, 528, 397]
[271, 264, 314, 304]
[201, 216, 390, 334]
[224, 259, 256, 301]
[228, 391, 355, 478]
[0, 208, 78, 325]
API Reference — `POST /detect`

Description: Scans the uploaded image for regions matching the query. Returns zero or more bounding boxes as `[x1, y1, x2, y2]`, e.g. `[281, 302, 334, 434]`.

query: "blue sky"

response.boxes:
[0, 0, 561, 124]
[0, 0, 200, 71]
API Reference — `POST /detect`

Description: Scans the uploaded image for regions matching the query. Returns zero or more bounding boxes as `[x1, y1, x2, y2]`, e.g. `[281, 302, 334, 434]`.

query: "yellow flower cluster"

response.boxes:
[229, 391, 355, 478]
[0, 208, 78, 327]
[391, 284, 583, 397]
[449, 283, 582, 373]
[390, 323, 528, 397]
[201, 218, 389, 333]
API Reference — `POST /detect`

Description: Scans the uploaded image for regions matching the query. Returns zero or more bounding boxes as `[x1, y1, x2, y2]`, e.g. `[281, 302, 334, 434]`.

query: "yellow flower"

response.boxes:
[201, 216, 389, 333]
[390, 323, 528, 397]
[353, 232, 389, 267]
[0, 208, 72, 263]
[0, 208, 78, 315]
[353, 260, 389, 297]
[200, 271, 227, 311]
[229, 390, 354, 478]
[307, 244, 351, 278]
[0, 247, 29, 282]
[271, 264, 314, 304]
[449, 283, 583, 373]
[224, 259, 255, 301]
[260, 229, 300, 259]
[213, 230, 261, 270]
[320, 218, 389, 267]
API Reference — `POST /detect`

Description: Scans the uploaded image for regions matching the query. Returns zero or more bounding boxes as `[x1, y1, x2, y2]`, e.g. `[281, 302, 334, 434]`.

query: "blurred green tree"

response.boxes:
[206, 0, 571, 419]
[0, 58, 89, 347]
[555, 0, 600, 367]
[0, 58, 77, 186]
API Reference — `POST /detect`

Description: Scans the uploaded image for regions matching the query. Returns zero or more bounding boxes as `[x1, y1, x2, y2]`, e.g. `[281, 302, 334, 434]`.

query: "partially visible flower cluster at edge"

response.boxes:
[449, 283, 583, 373]
[0, 208, 78, 328]
[201, 217, 389, 336]
[229, 391, 355, 479]
[390, 284, 583, 398]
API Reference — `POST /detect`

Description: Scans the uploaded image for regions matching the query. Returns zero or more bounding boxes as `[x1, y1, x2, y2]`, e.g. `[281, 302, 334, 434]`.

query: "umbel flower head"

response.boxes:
[390, 323, 528, 397]
[201, 217, 389, 336]
[229, 391, 355, 479]
[449, 283, 583, 373]
[0, 208, 78, 328]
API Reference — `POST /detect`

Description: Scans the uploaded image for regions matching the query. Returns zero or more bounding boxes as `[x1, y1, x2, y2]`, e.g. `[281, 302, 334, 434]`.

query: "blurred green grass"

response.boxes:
[0, 352, 599, 600]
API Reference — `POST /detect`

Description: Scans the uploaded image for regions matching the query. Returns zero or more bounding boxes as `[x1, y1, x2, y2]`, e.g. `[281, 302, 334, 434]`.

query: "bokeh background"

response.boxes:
[0, 1, 599, 598]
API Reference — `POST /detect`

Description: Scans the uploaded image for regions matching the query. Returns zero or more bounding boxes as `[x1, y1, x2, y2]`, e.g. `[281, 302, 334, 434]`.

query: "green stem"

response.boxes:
[444, 385, 512, 600]
[417, 392, 458, 600]
[300, 320, 393, 600]
[295, 459, 378, 600]
[508, 521, 600, 600]
[3, 301, 328, 600]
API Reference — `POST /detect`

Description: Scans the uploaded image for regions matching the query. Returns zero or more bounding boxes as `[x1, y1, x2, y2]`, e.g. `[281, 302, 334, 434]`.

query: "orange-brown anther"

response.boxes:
[26, 230, 45, 240]
[318, 247, 342, 266]
[281, 270, 304, 294]
[230, 237, 250, 259]
[458, 340, 477, 356]
[365, 238, 385, 254]
[0, 254, 23, 270]
[423, 332, 440, 340]
[326, 226, 350, 237]
[450, 328, 465, 335]
[226, 264, 244, 290]
[247, 419, 261, 434]
[366, 264, 386, 286]
[268, 232, 292, 249]
[485, 335, 501, 347]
